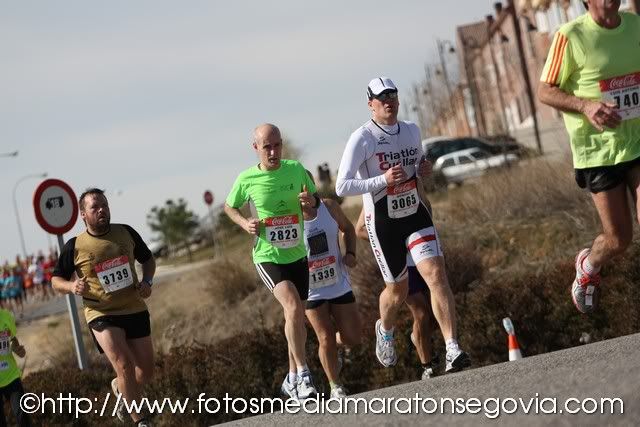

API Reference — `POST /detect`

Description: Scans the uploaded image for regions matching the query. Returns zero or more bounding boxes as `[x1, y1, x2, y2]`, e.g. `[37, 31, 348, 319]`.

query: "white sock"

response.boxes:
[582, 255, 600, 276]
[287, 372, 297, 384]
[446, 338, 459, 351]
[296, 365, 309, 375]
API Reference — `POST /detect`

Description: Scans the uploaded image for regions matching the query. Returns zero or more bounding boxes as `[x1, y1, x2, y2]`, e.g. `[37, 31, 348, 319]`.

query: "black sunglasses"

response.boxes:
[373, 91, 398, 102]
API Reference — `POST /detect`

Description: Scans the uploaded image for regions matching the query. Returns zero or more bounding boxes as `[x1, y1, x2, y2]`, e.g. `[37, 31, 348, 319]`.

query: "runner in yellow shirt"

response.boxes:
[538, 0, 640, 313]
[0, 308, 31, 427]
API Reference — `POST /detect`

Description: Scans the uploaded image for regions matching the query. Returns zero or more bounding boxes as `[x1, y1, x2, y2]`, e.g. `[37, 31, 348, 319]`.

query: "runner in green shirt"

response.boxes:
[225, 123, 319, 400]
[538, 0, 640, 314]
[0, 308, 31, 426]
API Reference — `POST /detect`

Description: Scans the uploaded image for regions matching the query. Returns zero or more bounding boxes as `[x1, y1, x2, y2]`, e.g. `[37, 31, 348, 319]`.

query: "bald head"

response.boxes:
[254, 123, 281, 145]
[253, 123, 283, 170]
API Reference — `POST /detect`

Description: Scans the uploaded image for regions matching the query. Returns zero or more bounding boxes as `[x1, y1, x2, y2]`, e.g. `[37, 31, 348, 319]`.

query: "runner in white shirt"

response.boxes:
[336, 77, 469, 373]
[302, 180, 361, 398]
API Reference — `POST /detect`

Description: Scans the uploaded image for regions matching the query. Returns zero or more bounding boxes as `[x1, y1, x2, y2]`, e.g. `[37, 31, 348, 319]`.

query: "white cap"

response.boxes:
[367, 77, 398, 99]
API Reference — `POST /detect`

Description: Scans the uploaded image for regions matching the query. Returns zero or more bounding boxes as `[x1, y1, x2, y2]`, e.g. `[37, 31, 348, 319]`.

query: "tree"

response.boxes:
[147, 198, 199, 262]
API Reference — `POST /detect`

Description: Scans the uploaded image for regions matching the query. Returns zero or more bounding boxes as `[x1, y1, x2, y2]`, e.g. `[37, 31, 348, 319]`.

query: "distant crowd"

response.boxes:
[0, 250, 59, 317]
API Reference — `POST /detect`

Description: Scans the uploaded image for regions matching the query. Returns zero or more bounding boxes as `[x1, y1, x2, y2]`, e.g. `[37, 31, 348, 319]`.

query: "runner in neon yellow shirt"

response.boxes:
[538, 0, 640, 314]
[0, 309, 31, 426]
[225, 123, 319, 401]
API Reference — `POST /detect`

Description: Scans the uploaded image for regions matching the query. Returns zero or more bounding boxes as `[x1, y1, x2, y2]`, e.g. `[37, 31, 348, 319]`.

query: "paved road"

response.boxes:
[19, 260, 210, 323]
[225, 332, 639, 426]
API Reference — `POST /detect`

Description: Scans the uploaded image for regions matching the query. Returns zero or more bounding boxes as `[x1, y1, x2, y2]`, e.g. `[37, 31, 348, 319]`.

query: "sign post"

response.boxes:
[33, 179, 87, 370]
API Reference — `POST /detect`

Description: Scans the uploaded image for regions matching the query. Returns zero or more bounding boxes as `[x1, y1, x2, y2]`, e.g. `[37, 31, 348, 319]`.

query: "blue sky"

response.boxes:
[1, 0, 498, 261]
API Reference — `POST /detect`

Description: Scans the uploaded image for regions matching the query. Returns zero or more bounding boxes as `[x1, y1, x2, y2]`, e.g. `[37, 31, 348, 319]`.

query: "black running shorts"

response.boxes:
[575, 155, 640, 193]
[88, 310, 151, 354]
[255, 257, 309, 300]
[306, 290, 356, 309]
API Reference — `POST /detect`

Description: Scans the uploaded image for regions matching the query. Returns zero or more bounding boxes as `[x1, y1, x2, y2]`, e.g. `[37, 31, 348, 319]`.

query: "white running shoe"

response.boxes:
[571, 248, 601, 314]
[375, 319, 397, 367]
[445, 346, 471, 373]
[280, 376, 298, 400]
[111, 378, 126, 423]
[296, 371, 317, 400]
[330, 385, 348, 399]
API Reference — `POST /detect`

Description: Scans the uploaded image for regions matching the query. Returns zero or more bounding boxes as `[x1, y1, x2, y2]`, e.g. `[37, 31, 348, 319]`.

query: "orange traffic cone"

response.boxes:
[503, 317, 523, 361]
[508, 334, 523, 361]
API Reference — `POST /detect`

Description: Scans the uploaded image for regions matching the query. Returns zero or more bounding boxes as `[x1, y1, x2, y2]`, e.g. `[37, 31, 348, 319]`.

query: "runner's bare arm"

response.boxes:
[137, 256, 156, 298]
[323, 199, 357, 267]
[355, 208, 368, 241]
[224, 203, 260, 236]
[10, 337, 25, 358]
[51, 275, 87, 296]
[538, 82, 621, 131]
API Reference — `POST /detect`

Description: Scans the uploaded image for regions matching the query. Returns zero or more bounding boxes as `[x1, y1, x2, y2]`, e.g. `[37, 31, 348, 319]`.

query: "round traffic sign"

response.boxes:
[204, 190, 214, 206]
[33, 179, 78, 235]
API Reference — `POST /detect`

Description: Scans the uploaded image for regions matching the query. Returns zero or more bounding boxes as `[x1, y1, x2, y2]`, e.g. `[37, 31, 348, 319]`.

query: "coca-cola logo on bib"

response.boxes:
[96, 256, 127, 271]
[309, 256, 336, 269]
[610, 75, 638, 90]
[601, 73, 640, 91]
[265, 215, 298, 226]
[390, 181, 416, 195]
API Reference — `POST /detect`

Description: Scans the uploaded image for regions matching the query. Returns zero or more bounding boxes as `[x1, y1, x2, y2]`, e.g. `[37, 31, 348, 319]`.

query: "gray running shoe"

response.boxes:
[296, 371, 317, 400]
[280, 376, 298, 400]
[375, 319, 397, 367]
[111, 378, 126, 423]
[445, 347, 471, 373]
[571, 248, 601, 314]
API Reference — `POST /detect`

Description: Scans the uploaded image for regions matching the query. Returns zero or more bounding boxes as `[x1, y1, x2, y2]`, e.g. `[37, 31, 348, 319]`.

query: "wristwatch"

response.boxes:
[141, 278, 153, 287]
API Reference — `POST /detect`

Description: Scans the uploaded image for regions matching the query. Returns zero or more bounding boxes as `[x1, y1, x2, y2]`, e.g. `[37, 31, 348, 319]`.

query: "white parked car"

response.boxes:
[433, 147, 518, 184]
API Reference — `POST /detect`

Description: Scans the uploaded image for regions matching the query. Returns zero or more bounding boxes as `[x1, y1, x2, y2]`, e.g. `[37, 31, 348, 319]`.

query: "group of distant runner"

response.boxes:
[0, 253, 57, 316]
[1, 2, 637, 426]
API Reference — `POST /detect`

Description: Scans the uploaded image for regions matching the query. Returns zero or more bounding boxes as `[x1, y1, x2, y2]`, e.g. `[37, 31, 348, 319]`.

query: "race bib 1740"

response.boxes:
[264, 215, 301, 249]
[387, 180, 419, 219]
[95, 256, 134, 293]
[600, 72, 640, 121]
[309, 256, 338, 289]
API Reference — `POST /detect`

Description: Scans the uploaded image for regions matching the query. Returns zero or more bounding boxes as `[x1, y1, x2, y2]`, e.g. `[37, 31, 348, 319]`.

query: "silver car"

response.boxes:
[433, 147, 519, 184]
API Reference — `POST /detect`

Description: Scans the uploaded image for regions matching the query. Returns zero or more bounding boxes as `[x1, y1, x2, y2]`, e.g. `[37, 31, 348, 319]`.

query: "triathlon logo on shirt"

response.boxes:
[376, 148, 419, 170]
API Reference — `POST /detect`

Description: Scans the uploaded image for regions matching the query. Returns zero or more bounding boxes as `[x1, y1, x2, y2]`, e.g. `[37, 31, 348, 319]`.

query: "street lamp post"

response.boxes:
[13, 173, 48, 258]
[436, 39, 460, 134]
